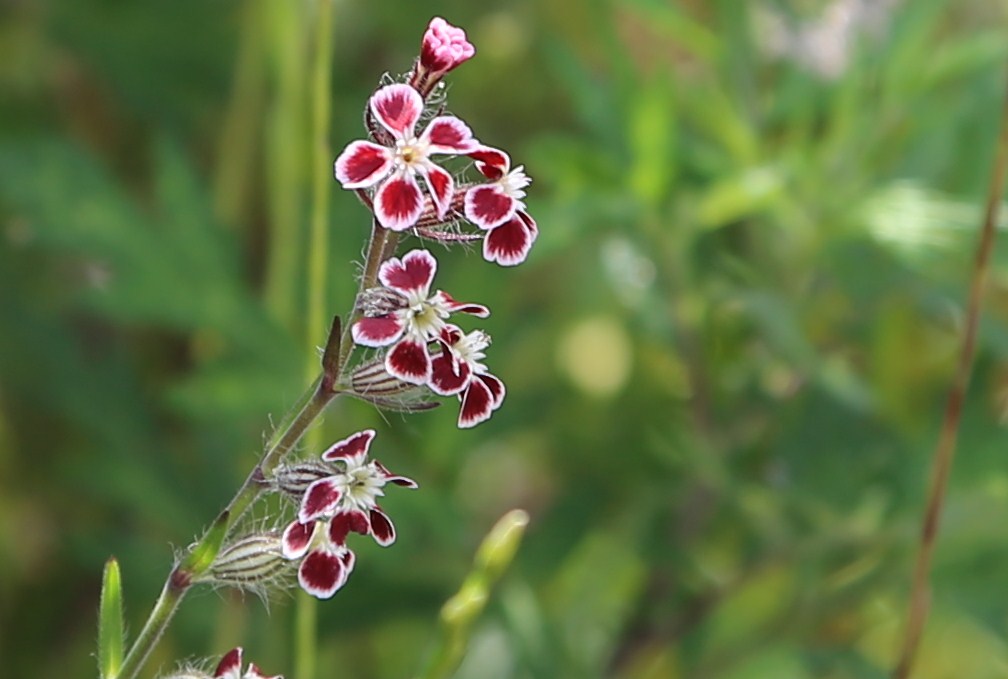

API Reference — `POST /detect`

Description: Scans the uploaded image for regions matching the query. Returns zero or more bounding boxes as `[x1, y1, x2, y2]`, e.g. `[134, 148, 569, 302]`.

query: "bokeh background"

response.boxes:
[3, 0, 1008, 677]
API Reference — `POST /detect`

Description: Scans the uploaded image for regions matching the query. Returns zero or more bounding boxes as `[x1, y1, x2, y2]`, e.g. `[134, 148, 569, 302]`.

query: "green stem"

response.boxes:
[892, 69, 1008, 679]
[337, 216, 399, 374]
[305, 0, 335, 365]
[115, 577, 186, 679]
[212, 0, 266, 229]
[263, 0, 307, 328]
[116, 377, 338, 679]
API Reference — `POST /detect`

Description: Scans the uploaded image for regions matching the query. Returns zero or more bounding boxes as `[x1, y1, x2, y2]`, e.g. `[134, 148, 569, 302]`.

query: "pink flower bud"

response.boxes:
[420, 17, 475, 76]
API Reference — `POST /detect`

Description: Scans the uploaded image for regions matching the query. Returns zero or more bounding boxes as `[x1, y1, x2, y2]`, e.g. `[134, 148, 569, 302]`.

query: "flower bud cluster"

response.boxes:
[335, 16, 535, 428]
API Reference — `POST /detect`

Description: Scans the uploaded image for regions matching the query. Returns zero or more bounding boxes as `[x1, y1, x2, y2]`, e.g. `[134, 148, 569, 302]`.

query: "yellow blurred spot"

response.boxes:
[556, 316, 632, 397]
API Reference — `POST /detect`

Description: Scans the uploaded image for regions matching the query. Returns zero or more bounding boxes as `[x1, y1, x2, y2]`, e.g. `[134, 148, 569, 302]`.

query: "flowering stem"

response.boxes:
[892, 69, 1008, 679]
[116, 372, 339, 679]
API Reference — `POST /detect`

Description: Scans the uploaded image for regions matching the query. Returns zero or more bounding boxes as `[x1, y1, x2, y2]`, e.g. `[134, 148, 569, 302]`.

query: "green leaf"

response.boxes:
[98, 557, 124, 679]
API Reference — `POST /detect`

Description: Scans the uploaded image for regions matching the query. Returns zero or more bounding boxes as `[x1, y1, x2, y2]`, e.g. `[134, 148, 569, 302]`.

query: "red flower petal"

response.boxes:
[429, 348, 472, 396]
[298, 549, 349, 599]
[421, 163, 454, 218]
[281, 520, 316, 560]
[375, 173, 424, 231]
[321, 429, 376, 463]
[214, 647, 243, 678]
[483, 214, 535, 266]
[465, 184, 515, 229]
[370, 83, 422, 137]
[385, 337, 432, 385]
[352, 315, 404, 347]
[519, 210, 538, 241]
[299, 478, 343, 523]
[432, 291, 490, 318]
[374, 460, 419, 488]
[458, 378, 495, 428]
[369, 508, 396, 546]
[469, 146, 510, 180]
[439, 325, 464, 345]
[422, 116, 477, 154]
[379, 249, 437, 295]
[340, 548, 356, 573]
[478, 372, 506, 409]
[328, 509, 370, 545]
[334, 140, 392, 188]
[245, 663, 281, 679]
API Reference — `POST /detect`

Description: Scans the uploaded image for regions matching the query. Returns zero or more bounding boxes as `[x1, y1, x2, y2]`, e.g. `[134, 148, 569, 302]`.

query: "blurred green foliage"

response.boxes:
[2, 0, 1008, 677]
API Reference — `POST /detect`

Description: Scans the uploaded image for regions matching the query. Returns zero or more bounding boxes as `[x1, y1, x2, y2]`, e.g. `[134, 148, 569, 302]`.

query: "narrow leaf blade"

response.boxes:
[98, 557, 124, 679]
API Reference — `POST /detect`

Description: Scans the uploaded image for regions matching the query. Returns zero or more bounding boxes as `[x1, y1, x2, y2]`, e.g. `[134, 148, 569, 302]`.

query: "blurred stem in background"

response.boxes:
[212, 0, 266, 230]
[419, 510, 530, 679]
[893, 66, 1008, 679]
[295, 0, 337, 677]
[263, 0, 307, 330]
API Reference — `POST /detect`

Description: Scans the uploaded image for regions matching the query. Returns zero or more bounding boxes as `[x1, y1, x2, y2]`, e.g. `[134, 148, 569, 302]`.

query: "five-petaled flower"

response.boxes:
[334, 84, 478, 231]
[352, 249, 490, 385]
[214, 647, 281, 679]
[464, 147, 538, 266]
[430, 324, 506, 428]
[280, 430, 417, 599]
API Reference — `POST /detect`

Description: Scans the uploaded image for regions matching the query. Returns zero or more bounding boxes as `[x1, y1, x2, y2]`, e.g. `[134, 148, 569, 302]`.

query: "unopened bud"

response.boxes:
[272, 461, 331, 499]
[356, 287, 406, 316]
[351, 358, 418, 398]
[196, 533, 290, 589]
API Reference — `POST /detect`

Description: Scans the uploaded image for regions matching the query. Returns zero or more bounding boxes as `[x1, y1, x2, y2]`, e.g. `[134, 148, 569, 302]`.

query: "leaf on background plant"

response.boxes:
[98, 557, 124, 679]
[544, 529, 647, 674]
[696, 166, 784, 230]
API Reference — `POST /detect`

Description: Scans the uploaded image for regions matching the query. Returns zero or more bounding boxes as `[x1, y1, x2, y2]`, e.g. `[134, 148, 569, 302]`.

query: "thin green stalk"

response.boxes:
[892, 69, 1008, 679]
[296, 0, 336, 676]
[419, 511, 530, 679]
[305, 0, 335, 364]
[337, 216, 399, 373]
[116, 377, 338, 679]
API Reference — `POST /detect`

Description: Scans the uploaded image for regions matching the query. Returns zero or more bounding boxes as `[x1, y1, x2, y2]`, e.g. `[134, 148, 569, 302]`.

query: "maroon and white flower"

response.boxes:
[214, 647, 281, 679]
[352, 249, 490, 384]
[280, 429, 417, 599]
[464, 147, 538, 266]
[430, 324, 506, 428]
[420, 17, 475, 80]
[334, 84, 478, 231]
[280, 519, 357, 600]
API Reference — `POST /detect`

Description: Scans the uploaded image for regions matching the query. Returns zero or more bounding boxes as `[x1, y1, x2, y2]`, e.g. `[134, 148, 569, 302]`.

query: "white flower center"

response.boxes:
[339, 462, 386, 511]
[395, 137, 430, 173]
[401, 294, 451, 338]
